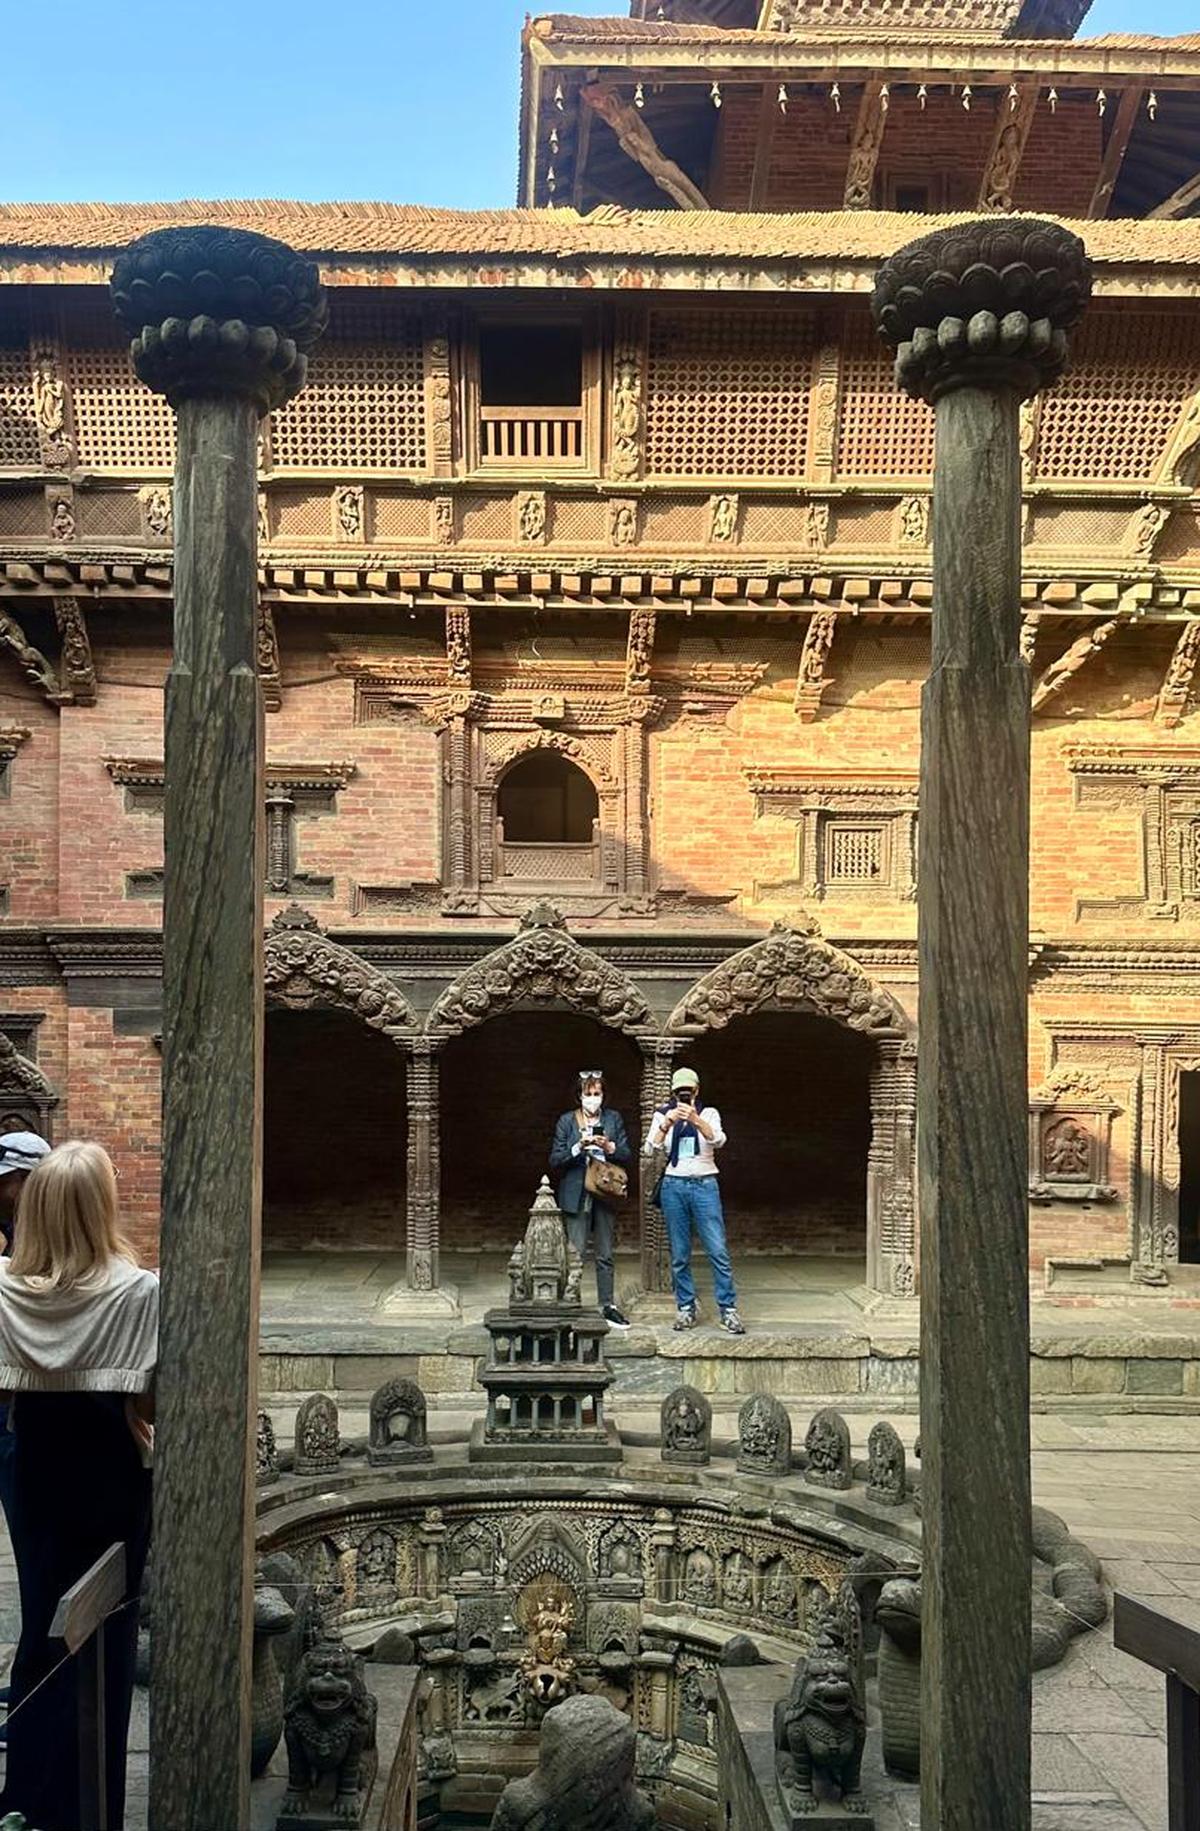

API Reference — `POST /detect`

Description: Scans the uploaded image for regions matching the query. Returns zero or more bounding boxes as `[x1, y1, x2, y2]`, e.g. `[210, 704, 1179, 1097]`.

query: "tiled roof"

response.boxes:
[533, 13, 1200, 53]
[0, 202, 1197, 266]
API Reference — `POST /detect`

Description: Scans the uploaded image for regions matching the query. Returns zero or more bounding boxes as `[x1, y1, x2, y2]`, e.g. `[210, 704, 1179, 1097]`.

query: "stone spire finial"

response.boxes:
[110, 226, 328, 412]
[871, 218, 1091, 405]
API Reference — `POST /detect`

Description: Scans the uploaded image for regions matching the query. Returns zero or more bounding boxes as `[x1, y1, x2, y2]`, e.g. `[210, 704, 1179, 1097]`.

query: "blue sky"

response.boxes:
[3, 0, 1193, 210]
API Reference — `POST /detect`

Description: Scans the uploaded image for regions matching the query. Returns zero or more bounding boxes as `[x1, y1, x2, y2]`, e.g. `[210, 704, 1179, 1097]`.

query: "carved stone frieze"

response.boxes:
[427, 912, 650, 1036]
[264, 906, 417, 1032]
[668, 918, 907, 1038]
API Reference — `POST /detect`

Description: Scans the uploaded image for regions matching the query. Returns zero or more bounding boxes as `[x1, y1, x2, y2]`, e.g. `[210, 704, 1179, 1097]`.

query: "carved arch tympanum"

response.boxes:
[667, 918, 908, 1038]
[426, 903, 650, 1036]
[0, 1033, 58, 1138]
[484, 730, 616, 792]
[263, 906, 417, 1036]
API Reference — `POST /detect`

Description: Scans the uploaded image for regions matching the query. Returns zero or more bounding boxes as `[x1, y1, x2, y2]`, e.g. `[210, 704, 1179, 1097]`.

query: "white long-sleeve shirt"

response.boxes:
[643, 1106, 726, 1178]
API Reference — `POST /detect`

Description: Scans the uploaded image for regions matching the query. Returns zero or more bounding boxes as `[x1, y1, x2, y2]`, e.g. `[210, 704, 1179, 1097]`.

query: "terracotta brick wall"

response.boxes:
[0, 656, 60, 922]
[63, 1008, 161, 1265]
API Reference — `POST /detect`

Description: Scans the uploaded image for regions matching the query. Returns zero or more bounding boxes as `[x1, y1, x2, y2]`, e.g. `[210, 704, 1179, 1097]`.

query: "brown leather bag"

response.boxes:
[585, 1158, 629, 1202]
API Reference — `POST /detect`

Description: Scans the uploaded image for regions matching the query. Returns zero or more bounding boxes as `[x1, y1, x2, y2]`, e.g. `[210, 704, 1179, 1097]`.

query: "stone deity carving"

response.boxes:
[763, 1559, 798, 1622]
[866, 1421, 906, 1507]
[804, 1408, 853, 1491]
[661, 1385, 711, 1465]
[294, 1392, 340, 1476]
[367, 1377, 433, 1466]
[278, 1638, 377, 1829]
[774, 1616, 868, 1819]
[257, 1411, 278, 1484]
[738, 1393, 792, 1476]
[683, 1548, 717, 1608]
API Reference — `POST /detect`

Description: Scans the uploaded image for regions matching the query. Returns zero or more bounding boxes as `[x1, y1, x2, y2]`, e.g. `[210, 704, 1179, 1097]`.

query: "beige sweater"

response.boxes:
[0, 1255, 159, 1394]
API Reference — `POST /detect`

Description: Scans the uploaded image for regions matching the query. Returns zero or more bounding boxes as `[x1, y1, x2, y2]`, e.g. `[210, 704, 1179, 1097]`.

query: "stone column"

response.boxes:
[866, 1035, 918, 1298]
[406, 1039, 441, 1290]
[110, 228, 326, 1831]
[637, 1036, 681, 1299]
[872, 221, 1091, 1831]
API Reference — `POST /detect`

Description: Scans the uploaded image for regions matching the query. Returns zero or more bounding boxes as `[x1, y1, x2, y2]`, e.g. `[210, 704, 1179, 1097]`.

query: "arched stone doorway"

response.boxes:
[439, 1011, 642, 1262]
[263, 1008, 407, 1252]
[668, 920, 916, 1297]
[684, 1012, 874, 1259]
[262, 908, 417, 1255]
[408, 905, 655, 1297]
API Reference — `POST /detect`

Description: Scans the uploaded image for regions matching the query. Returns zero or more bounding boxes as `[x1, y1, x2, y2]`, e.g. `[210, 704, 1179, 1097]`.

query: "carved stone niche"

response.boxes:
[1028, 1068, 1120, 1204]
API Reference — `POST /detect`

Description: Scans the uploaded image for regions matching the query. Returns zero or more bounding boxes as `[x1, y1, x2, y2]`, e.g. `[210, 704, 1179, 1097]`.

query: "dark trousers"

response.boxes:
[565, 1195, 616, 1307]
[2, 1391, 152, 1831]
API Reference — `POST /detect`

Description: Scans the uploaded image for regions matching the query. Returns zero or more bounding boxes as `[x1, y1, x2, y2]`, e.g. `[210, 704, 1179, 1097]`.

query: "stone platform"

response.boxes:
[259, 1250, 1200, 1423]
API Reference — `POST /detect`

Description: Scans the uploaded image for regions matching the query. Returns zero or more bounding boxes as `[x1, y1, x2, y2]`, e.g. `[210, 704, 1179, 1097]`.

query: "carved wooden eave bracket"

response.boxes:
[263, 905, 417, 1035]
[0, 1032, 56, 1102]
[666, 916, 908, 1038]
[581, 84, 709, 211]
[0, 603, 62, 705]
[0, 726, 31, 764]
[425, 911, 652, 1039]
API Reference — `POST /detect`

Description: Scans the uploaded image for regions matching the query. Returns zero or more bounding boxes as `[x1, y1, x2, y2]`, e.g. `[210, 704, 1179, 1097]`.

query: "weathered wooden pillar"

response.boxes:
[872, 222, 1091, 1830]
[111, 229, 326, 1831]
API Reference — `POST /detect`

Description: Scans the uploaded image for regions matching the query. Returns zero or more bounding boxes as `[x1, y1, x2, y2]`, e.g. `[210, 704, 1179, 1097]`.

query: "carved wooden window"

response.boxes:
[0, 344, 39, 467]
[467, 313, 597, 472]
[1037, 308, 1200, 483]
[643, 308, 815, 480]
[836, 312, 934, 481]
[747, 771, 917, 904]
[1069, 750, 1200, 923]
[67, 312, 176, 473]
[825, 822, 885, 886]
[495, 752, 601, 886]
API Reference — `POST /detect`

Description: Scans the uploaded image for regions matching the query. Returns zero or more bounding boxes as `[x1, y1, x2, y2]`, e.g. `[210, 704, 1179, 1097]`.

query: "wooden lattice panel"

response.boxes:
[77, 491, 142, 539]
[1037, 309, 1200, 483]
[67, 323, 176, 473]
[837, 314, 934, 482]
[644, 309, 816, 481]
[458, 495, 512, 545]
[272, 490, 332, 539]
[639, 495, 707, 547]
[547, 496, 607, 547]
[827, 824, 883, 883]
[0, 491, 41, 537]
[834, 503, 898, 547]
[271, 325, 426, 473]
[372, 494, 431, 541]
[738, 500, 806, 548]
[0, 346, 39, 467]
[1027, 505, 1131, 549]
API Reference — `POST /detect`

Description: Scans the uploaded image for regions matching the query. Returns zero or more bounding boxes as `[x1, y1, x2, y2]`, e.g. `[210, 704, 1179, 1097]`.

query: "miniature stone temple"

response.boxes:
[470, 1178, 619, 1464]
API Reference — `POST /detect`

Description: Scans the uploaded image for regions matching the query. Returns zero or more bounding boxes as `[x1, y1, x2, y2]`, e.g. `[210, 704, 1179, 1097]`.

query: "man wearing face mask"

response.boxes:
[549, 1071, 633, 1329]
[644, 1067, 744, 1335]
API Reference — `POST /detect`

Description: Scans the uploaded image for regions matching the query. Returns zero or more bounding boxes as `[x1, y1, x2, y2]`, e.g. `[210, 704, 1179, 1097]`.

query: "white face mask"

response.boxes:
[581, 1093, 603, 1116]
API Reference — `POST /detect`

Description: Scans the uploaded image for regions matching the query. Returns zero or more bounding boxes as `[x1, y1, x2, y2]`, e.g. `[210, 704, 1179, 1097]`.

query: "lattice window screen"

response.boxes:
[1037, 309, 1200, 482]
[837, 313, 934, 480]
[644, 309, 815, 479]
[67, 316, 176, 472]
[0, 346, 39, 467]
[826, 824, 884, 883]
[271, 318, 426, 472]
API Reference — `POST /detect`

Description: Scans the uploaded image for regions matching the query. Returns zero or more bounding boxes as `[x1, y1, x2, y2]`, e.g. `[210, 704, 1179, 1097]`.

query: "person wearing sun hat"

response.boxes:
[0, 1132, 52, 1256]
[643, 1067, 744, 1335]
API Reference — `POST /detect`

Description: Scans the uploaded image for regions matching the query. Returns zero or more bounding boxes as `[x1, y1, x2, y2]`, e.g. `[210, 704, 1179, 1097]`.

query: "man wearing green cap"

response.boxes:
[644, 1067, 743, 1334]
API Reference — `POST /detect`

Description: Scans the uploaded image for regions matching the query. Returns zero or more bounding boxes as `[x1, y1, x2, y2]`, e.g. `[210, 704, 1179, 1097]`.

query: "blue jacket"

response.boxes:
[549, 1107, 632, 1216]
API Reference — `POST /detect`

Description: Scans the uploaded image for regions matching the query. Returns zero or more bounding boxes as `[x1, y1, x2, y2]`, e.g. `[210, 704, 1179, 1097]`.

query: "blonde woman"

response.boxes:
[0, 1140, 157, 1831]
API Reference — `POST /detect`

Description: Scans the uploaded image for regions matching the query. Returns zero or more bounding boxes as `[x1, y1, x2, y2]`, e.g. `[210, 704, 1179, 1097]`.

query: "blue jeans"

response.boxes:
[661, 1175, 736, 1313]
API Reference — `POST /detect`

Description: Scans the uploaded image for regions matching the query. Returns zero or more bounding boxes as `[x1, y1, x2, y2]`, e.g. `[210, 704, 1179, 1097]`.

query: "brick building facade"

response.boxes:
[2, 0, 1200, 1304]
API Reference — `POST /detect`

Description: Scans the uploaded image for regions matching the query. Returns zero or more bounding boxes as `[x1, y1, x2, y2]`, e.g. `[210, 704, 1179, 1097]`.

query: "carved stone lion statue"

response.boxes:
[278, 1638, 378, 1827]
[774, 1623, 868, 1817]
[489, 1693, 654, 1831]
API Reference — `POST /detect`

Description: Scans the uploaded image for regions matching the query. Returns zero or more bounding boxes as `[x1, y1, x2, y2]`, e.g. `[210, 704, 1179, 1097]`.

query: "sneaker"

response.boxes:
[720, 1307, 746, 1336]
[673, 1304, 698, 1331]
[602, 1304, 631, 1329]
